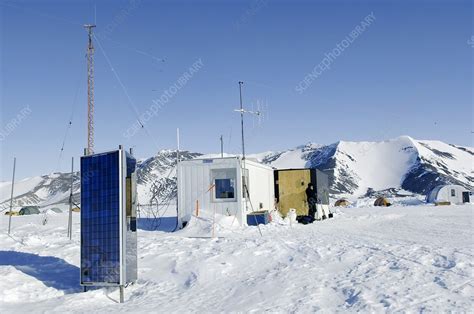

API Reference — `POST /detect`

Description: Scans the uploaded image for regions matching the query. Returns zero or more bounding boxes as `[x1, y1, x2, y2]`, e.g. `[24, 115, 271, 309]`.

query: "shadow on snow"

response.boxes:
[0, 250, 81, 293]
[137, 217, 177, 232]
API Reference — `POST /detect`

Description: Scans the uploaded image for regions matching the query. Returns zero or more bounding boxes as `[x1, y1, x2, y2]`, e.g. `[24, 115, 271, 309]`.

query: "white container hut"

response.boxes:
[177, 157, 275, 227]
[426, 184, 470, 205]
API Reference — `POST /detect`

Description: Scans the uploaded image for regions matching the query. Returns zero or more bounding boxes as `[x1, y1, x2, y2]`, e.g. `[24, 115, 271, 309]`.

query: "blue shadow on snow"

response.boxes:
[137, 217, 177, 232]
[0, 250, 80, 293]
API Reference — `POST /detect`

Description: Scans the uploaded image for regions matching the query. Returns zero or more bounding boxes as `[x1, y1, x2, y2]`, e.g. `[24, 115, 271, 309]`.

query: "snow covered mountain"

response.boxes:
[0, 150, 201, 211]
[258, 136, 473, 196]
[0, 136, 472, 209]
[135, 150, 202, 204]
[0, 172, 80, 211]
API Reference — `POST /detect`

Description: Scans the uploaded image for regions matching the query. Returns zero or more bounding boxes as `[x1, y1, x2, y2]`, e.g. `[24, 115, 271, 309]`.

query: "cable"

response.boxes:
[92, 34, 161, 150]
[138, 160, 178, 230]
[56, 70, 83, 172]
[100, 36, 166, 64]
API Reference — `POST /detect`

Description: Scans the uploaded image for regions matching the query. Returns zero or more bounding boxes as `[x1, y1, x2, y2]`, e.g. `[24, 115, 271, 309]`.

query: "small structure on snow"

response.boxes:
[374, 197, 391, 207]
[426, 184, 470, 205]
[19, 206, 40, 215]
[335, 199, 350, 207]
[274, 168, 330, 218]
[177, 157, 275, 227]
[4, 211, 19, 216]
[247, 210, 271, 226]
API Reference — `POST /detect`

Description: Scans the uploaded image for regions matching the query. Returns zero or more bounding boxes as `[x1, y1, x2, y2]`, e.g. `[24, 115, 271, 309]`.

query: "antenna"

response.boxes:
[7, 157, 16, 234]
[254, 99, 268, 127]
[234, 82, 262, 160]
[233, 82, 263, 236]
[84, 24, 96, 155]
[175, 128, 180, 230]
[220, 135, 224, 158]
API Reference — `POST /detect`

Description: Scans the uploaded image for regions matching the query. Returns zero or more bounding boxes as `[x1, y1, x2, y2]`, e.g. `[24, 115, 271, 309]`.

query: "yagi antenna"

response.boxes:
[233, 82, 269, 159]
[255, 100, 269, 127]
[241, 99, 268, 129]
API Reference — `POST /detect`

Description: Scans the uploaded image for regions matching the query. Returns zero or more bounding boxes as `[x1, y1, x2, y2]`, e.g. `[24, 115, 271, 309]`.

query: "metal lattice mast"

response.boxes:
[84, 24, 96, 155]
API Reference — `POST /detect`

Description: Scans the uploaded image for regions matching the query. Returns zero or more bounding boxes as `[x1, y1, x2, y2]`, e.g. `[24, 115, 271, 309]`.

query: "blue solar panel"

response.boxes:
[81, 151, 121, 285]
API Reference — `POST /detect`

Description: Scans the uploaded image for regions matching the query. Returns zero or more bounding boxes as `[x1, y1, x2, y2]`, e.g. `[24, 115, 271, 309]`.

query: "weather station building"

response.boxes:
[80, 146, 137, 302]
[177, 157, 275, 227]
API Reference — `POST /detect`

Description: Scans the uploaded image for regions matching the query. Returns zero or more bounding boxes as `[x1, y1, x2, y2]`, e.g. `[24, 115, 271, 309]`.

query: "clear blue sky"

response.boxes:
[0, 0, 472, 180]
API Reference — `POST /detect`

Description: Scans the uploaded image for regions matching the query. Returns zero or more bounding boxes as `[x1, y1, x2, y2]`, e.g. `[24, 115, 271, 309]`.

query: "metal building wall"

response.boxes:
[315, 169, 330, 205]
[177, 157, 274, 227]
[178, 158, 241, 226]
[243, 159, 275, 215]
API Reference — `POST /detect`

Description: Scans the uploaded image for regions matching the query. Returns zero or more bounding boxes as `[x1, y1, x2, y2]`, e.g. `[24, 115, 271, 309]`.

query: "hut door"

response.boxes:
[278, 170, 311, 217]
[462, 192, 470, 203]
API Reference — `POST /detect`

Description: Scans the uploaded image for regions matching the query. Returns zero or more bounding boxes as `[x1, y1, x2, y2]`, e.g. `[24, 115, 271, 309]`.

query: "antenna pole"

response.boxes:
[7, 157, 16, 234]
[239, 81, 245, 160]
[68, 157, 74, 240]
[84, 24, 96, 155]
[177, 128, 180, 161]
[175, 128, 180, 229]
[220, 135, 223, 158]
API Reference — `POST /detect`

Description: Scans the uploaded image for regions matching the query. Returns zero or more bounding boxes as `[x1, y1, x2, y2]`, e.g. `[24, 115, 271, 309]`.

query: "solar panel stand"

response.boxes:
[119, 285, 124, 303]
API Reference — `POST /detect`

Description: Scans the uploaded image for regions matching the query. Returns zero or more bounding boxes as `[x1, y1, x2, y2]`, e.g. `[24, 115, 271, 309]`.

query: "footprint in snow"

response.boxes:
[185, 272, 197, 288]
[432, 255, 456, 269]
[434, 276, 448, 289]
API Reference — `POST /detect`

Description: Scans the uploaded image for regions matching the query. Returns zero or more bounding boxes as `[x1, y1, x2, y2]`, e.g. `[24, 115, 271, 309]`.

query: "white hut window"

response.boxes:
[451, 189, 455, 197]
[211, 168, 237, 202]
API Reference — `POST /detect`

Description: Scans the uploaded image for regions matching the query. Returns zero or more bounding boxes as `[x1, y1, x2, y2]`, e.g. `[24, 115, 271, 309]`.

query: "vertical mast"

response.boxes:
[7, 157, 16, 234]
[238, 81, 245, 160]
[220, 135, 223, 158]
[84, 24, 96, 155]
[176, 128, 180, 229]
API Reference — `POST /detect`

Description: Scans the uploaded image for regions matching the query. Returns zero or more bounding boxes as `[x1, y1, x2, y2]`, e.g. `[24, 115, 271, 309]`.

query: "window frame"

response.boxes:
[211, 168, 238, 203]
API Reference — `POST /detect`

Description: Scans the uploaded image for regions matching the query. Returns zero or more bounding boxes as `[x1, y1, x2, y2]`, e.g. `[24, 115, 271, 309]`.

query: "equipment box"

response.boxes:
[247, 211, 271, 226]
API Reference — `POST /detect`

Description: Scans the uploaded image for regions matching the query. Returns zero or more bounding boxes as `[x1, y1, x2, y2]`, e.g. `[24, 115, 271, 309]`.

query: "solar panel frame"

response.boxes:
[80, 148, 137, 287]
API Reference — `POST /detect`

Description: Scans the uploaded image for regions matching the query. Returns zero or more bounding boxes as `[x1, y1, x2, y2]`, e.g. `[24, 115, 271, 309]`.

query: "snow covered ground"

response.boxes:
[0, 204, 473, 313]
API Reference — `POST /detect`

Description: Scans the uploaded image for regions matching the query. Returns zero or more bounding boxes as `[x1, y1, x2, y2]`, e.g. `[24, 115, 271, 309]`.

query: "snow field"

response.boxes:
[0, 204, 472, 313]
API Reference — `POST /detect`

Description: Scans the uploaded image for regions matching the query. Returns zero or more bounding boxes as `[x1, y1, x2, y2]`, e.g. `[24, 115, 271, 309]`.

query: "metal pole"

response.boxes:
[177, 128, 180, 164]
[7, 157, 16, 234]
[176, 128, 180, 224]
[119, 285, 124, 303]
[237, 82, 251, 229]
[220, 135, 223, 158]
[68, 157, 74, 240]
[238, 81, 245, 160]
